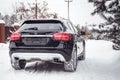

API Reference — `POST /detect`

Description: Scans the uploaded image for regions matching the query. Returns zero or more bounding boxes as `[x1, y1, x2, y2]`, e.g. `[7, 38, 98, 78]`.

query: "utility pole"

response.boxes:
[35, 0, 38, 19]
[65, 0, 73, 20]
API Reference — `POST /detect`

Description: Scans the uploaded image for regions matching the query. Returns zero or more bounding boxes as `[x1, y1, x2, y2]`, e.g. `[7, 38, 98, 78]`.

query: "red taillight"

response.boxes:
[10, 33, 21, 41]
[53, 32, 71, 41]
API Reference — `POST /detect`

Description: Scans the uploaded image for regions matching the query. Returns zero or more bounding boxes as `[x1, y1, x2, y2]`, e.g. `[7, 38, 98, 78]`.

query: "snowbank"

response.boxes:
[0, 20, 5, 24]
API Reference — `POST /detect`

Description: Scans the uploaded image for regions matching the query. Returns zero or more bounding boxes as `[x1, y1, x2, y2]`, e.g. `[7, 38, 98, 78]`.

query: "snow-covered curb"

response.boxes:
[0, 43, 9, 48]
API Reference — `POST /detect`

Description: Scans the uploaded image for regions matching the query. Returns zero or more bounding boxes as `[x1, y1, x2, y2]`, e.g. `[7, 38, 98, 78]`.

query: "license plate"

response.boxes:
[24, 38, 48, 45]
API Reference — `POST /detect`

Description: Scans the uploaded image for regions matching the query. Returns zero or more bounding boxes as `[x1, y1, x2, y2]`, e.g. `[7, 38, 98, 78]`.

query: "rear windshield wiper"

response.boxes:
[24, 27, 38, 30]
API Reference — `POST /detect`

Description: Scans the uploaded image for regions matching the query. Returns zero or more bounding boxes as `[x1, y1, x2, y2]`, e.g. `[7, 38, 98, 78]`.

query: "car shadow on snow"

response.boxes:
[25, 62, 64, 72]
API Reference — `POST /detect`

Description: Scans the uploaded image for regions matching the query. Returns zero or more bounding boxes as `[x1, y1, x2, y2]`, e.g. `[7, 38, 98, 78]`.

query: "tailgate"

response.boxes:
[21, 34, 59, 47]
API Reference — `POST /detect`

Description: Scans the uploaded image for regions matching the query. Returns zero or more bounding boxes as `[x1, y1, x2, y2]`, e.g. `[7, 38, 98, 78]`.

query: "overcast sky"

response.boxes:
[0, 0, 105, 25]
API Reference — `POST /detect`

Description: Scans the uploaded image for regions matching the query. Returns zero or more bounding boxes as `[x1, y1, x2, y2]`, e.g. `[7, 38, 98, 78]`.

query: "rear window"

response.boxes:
[18, 23, 63, 32]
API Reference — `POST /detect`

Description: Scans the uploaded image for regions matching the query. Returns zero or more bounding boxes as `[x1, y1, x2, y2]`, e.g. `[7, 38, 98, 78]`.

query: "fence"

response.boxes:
[0, 21, 5, 43]
[0, 24, 19, 43]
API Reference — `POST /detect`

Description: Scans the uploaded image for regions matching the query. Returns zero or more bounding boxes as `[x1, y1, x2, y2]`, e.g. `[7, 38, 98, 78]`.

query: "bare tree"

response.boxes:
[0, 1, 58, 26]
[10, 14, 17, 25]
[0, 12, 3, 20]
[3, 15, 10, 26]
[14, 1, 58, 21]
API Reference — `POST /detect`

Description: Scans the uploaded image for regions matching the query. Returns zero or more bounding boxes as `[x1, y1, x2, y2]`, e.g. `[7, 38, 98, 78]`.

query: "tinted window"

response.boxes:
[18, 23, 63, 32]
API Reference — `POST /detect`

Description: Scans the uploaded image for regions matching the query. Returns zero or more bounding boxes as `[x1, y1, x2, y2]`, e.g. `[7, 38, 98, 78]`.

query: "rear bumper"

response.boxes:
[9, 48, 72, 61]
[11, 53, 66, 62]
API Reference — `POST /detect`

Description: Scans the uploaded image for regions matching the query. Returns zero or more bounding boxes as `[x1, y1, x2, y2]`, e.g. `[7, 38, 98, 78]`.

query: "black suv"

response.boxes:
[9, 19, 85, 72]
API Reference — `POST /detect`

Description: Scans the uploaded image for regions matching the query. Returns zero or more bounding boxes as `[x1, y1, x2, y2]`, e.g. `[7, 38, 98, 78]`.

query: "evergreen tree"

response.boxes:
[89, 0, 120, 46]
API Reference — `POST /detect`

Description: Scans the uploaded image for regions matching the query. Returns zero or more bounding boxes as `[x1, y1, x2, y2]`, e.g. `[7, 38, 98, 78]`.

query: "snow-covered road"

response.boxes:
[0, 40, 120, 80]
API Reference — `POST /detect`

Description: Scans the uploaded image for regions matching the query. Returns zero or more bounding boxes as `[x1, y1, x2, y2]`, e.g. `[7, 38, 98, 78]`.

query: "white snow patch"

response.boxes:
[0, 40, 120, 80]
[0, 20, 5, 24]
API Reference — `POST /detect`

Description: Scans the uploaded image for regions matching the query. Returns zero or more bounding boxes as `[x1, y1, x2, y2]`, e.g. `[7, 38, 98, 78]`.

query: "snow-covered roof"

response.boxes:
[0, 20, 5, 24]
[11, 23, 20, 27]
[13, 23, 20, 26]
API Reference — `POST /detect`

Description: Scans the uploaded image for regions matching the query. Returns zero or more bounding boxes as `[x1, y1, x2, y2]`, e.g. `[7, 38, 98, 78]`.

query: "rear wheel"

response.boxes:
[78, 41, 85, 60]
[64, 46, 77, 72]
[11, 59, 26, 70]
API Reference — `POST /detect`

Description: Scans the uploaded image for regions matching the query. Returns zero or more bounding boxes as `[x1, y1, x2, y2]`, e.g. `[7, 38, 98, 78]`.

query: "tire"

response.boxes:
[78, 41, 85, 60]
[11, 59, 26, 70]
[64, 46, 77, 72]
[112, 44, 120, 50]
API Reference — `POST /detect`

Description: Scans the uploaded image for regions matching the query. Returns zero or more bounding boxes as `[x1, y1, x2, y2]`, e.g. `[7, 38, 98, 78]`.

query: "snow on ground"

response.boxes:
[0, 40, 120, 80]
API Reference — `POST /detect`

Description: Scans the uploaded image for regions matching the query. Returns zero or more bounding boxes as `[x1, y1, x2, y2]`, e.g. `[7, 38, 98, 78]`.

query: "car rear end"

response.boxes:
[9, 20, 74, 67]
